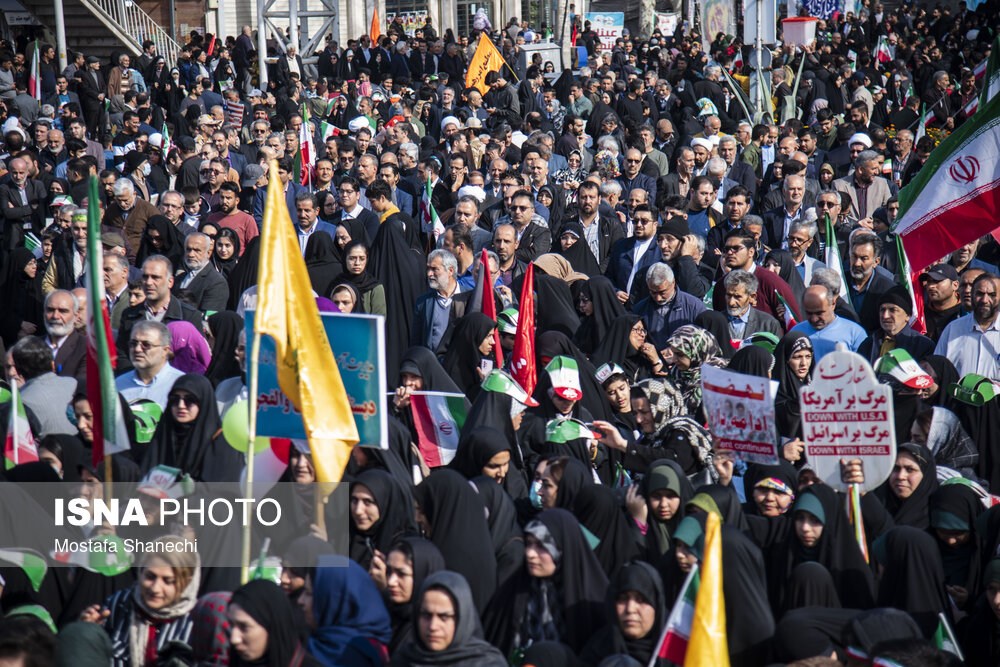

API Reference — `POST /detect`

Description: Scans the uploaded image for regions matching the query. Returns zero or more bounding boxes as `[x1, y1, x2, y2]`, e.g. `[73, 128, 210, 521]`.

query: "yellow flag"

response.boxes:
[255, 161, 359, 484]
[684, 512, 729, 667]
[370, 7, 381, 44]
[466, 33, 506, 94]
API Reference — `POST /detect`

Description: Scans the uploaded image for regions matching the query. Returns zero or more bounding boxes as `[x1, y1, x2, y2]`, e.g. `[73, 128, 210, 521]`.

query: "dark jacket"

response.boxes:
[605, 235, 661, 293]
[857, 325, 936, 365]
[513, 222, 552, 264]
[557, 213, 625, 273]
[53, 331, 88, 383]
[115, 298, 206, 372]
[0, 181, 47, 244]
[849, 268, 897, 333]
[172, 265, 230, 313]
[410, 289, 472, 351]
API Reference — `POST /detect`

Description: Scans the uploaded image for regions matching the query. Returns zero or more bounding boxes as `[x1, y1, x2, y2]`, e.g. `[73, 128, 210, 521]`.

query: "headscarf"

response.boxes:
[399, 346, 464, 394]
[460, 391, 525, 493]
[393, 571, 508, 666]
[929, 482, 984, 598]
[720, 525, 776, 666]
[583, 562, 666, 666]
[590, 314, 654, 382]
[922, 355, 960, 411]
[190, 591, 231, 667]
[727, 345, 775, 378]
[385, 537, 447, 656]
[282, 536, 335, 592]
[304, 231, 345, 297]
[743, 460, 797, 516]
[308, 556, 392, 665]
[534, 331, 612, 421]
[532, 254, 587, 285]
[55, 621, 113, 667]
[693, 310, 736, 360]
[450, 426, 522, 496]
[212, 227, 241, 278]
[438, 312, 496, 401]
[412, 469, 498, 613]
[556, 222, 601, 277]
[641, 459, 694, 557]
[370, 215, 425, 382]
[571, 484, 641, 577]
[136, 214, 186, 269]
[166, 320, 212, 374]
[875, 442, 939, 529]
[206, 311, 244, 387]
[348, 469, 416, 569]
[664, 325, 726, 417]
[634, 378, 715, 478]
[333, 240, 381, 297]
[573, 276, 626, 354]
[511, 273, 581, 338]
[774, 331, 814, 439]
[228, 236, 260, 310]
[873, 526, 953, 636]
[140, 374, 242, 481]
[764, 249, 806, 306]
[228, 581, 310, 667]
[130, 547, 201, 667]
[536, 184, 566, 226]
[471, 476, 525, 590]
[687, 485, 750, 533]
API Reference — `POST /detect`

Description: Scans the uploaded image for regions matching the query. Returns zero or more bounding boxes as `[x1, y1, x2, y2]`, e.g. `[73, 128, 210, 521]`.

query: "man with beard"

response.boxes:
[847, 231, 895, 332]
[712, 228, 801, 330]
[205, 182, 258, 251]
[102, 178, 160, 252]
[42, 210, 89, 293]
[919, 263, 962, 343]
[633, 261, 705, 350]
[42, 289, 87, 382]
[174, 232, 229, 313]
[724, 269, 782, 346]
[935, 273, 1000, 378]
[959, 267, 985, 316]
[572, 180, 623, 272]
[833, 149, 892, 220]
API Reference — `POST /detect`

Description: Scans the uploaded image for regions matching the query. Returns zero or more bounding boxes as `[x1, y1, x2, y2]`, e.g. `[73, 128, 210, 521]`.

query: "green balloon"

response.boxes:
[222, 401, 273, 454]
[222, 401, 251, 452]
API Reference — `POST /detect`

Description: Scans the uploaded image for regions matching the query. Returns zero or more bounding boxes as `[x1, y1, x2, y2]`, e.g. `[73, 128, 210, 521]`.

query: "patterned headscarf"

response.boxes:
[635, 377, 717, 482]
[665, 325, 727, 416]
[594, 149, 620, 178]
[189, 592, 232, 666]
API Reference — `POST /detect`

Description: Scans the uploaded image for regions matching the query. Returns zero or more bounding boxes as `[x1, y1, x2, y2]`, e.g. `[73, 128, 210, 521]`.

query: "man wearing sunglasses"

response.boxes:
[115, 320, 184, 409]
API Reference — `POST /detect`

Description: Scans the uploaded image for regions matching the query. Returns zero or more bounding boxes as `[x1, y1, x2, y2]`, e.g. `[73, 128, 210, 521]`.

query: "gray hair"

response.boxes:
[427, 248, 458, 274]
[719, 135, 737, 148]
[724, 269, 759, 294]
[45, 288, 79, 312]
[705, 65, 721, 79]
[706, 157, 727, 177]
[60, 204, 79, 219]
[856, 149, 880, 166]
[132, 320, 172, 348]
[740, 214, 764, 230]
[596, 135, 620, 154]
[599, 180, 622, 197]
[646, 262, 675, 287]
[161, 190, 183, 205]
[400, 142, 419, 162]
[112, 178, 135, 196]
[789, 219, 818, 238]
[186, 232, 212, 248]
[104, 251, 130, 272]
[251, 119, 270, 132]
[933, 70, 949, 85]
[811, 268, 843, 300]
[457, 195, 481, 213]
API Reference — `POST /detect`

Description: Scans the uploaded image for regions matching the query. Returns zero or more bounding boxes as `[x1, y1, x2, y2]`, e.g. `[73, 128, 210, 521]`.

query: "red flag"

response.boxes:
[207, 35, 217, 57]
[511, 264, 536, 396]
[480, 249, 503, 368]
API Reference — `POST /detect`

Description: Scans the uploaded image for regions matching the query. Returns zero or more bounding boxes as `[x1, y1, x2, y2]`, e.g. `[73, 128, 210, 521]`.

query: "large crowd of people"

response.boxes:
[0, 0, 999, 665]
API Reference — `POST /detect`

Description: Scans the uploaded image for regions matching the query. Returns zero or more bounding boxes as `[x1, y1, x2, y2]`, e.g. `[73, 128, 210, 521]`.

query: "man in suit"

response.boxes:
[378, 163, 416, 219]
[418, 157, 453, 215]
[9, 80, 39, 124]
[723, 269, 782, 349]
[330, 176, 380, 243]
[294, 191, 337, 256]
[0, 157, 46, 249]
[252, 156, 308, 227]
[173, 232, 229, 313]
[75, 55, 106, 137]
[847, 231, 896, 332]
[718, 136, 756, 199]
[656, 147, 695, 207]
[857, 286, 935, 365]
[102, 178, 160, 253]
[212, 130, 247, 177]
[44, 74, 81, 115]
[761, 175, 812, 252]
[408, 39, 438, 79]
[411, 249, 471, 352]
[274, 45, 305, 90]
[605, 204, 661, 297]
[11, 336, 78, 437]
[569, 180, 624, 273]
[507, 189, 550, 264]
[833, 150, 893, 221]
[42, 289, 87, 382]
[116, 256, 205, 371]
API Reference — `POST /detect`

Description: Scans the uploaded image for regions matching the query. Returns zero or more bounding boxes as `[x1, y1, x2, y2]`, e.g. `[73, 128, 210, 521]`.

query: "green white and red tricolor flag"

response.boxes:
[4, 379, 37, 470]
[978, 36, 1000, 111]
[873, 36, 894, 64]
[650, 564, 700, 665]
[0, 549, 47, 591]
[823, 213, 849, 300]
[776, 291, 798, 329]
[420, 176, 444, 240]
[161, 121, 171, 159]
[410, 391, 467, 467]
[894, 234, 925, 333]
[320, 121, 340, 140]
[893, 91, 1000, 326]
[932, 613, 963, 660]
[85, 175, 130, 467]
[28, 41, 40, 101]
[297, 103, 314, 188]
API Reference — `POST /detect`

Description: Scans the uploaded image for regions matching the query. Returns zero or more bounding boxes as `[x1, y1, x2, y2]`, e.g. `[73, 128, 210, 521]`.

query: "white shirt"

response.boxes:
[934, 312, 1000, 379]
[626, 237, 655, 293]
[115, 364, 185, 409]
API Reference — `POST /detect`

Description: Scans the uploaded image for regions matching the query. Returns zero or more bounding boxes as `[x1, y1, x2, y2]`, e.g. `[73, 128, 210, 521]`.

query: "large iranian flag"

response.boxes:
[893, 92, 1000, 275]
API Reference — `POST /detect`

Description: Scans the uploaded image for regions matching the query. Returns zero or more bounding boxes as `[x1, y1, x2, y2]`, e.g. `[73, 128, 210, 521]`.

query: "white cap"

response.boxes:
[848, 132, 873, 148]
[457, 185, 486, 203]
[440, 115, 461, 130]
[348, 117, 370, 132]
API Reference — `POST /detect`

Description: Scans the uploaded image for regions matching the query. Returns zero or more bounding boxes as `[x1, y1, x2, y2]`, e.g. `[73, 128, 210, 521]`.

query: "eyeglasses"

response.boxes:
[128, 339, 160, 351]
[168, 393, 199, 407]
[510, 205, 532, 212]
[631, 324, 647, 336]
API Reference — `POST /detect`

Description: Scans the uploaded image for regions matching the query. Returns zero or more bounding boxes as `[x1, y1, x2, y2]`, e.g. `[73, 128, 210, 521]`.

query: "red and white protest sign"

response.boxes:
[799, 348, 896, 492]
[702, 365, 780, 465]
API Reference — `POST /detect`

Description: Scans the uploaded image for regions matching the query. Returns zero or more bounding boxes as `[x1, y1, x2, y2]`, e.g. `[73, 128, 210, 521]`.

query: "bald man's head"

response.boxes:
[802, 285, 837, 330]
[8, 158, 28, 186]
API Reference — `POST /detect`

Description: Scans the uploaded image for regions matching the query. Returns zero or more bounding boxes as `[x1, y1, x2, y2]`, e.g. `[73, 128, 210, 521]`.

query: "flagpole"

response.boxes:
[104, 455, 112, 504]
[241, 325, 261, 584]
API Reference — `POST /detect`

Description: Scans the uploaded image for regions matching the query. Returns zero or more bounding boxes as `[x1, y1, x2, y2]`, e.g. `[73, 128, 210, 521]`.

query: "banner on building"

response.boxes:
[700, 0, 735, 51]
[656, 12, 679, 37]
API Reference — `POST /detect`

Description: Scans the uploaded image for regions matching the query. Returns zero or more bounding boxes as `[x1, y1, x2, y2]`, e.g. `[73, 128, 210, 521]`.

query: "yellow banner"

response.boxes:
[465, 33, 506, 95]
[254, 161, 359, 484]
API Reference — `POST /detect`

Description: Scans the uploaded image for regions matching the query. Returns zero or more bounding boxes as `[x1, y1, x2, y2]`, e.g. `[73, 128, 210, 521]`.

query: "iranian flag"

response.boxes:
[240, 436, 293, 497]
[420, 176, 444, 241]
[894, 92, 1000, 292]
[0, 549, 47, 591]
[411, 391, 467, 467]
[915, 104, 936, 143]
[895, 234, 926, 333]
[776, 292, 799, 329]
[85, 175, 130, 467]
[28, 41, 40, 102]
[296, 104, 314, 188]
[161, 121, 171, 159]
[932, 613, 963, 660]
[4, 380, 37, 470]
[650, 565, 700, 665]
[822, 213, 850, 299]
[320, 121, 340, 141]
[52, 535, 133, 576]
[964, 95, 980, 119]
[979, 36, 1000, 110]
[873, 35, 894, 64]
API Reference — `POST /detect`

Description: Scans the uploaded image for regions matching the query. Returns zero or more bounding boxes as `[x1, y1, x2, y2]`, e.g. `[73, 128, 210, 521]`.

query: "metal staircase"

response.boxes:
[76, 0, 183, 65]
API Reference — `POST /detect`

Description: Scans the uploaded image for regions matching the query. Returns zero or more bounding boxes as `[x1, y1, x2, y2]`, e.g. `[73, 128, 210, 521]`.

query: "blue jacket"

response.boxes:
[252, 181, 309, 228]
[616, 172, 657, 205]
[605, 236, 661, 293]
[633, 289, 707, 350]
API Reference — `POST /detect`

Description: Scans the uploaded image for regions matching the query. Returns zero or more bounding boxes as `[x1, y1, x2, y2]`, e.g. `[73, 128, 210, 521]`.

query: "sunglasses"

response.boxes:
[169, 393, 199, 407]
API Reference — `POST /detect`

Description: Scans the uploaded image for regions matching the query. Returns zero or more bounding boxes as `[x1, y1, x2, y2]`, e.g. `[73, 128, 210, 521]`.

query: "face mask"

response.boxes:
[529, 479, 543, 508]
[141, 163, 151, 176]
